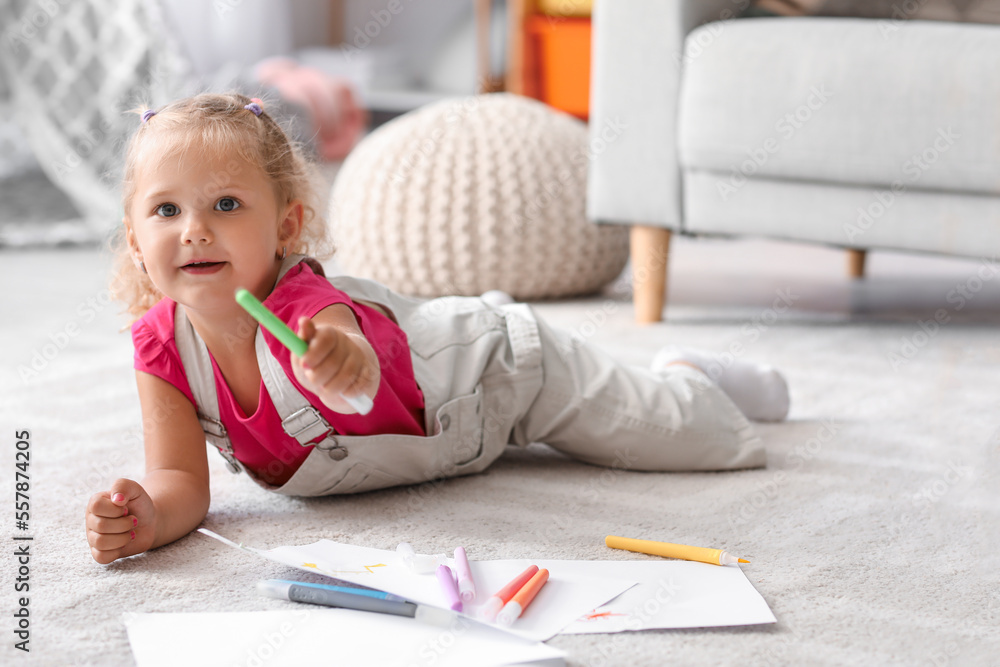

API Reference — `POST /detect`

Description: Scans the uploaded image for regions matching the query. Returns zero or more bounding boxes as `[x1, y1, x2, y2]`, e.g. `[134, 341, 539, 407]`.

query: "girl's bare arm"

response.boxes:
[87, 371, 211, 563]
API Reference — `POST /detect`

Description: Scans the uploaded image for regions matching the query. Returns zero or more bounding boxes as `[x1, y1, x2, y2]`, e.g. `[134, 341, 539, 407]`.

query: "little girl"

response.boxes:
[85, 92, 789, 565]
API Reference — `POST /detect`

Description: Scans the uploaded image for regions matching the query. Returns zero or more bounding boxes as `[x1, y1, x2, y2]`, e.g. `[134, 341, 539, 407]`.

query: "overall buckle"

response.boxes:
[282, 406, 333, 444]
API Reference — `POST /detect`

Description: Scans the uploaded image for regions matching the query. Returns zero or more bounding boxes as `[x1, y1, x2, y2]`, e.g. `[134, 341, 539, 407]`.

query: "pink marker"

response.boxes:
[436, 565, 463, 612]
[453, 547, 476, 603]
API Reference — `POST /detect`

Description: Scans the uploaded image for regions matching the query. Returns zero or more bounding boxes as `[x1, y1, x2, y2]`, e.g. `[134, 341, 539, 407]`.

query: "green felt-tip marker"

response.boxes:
[234, 288, 373, 415]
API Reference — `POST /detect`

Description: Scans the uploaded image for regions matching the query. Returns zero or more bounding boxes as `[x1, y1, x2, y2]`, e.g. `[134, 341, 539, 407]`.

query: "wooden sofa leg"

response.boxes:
[631, 225, 671, 324]
[847, 249, 867, 279]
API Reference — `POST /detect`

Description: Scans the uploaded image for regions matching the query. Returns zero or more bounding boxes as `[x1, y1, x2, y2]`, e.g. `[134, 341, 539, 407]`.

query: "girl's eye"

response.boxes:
[156, 203, 179, 217]
[215, 197, 240, 212]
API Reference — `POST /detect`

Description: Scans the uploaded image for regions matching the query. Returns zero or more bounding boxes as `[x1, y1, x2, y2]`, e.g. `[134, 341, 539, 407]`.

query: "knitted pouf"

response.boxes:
[329, 93, 629, 299]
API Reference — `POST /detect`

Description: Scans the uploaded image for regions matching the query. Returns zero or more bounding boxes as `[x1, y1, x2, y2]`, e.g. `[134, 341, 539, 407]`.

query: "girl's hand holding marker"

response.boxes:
[234, 289, 374, 415]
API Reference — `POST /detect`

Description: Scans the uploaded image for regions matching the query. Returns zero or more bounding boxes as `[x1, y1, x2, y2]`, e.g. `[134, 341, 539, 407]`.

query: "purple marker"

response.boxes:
[436, 564, 463, 612]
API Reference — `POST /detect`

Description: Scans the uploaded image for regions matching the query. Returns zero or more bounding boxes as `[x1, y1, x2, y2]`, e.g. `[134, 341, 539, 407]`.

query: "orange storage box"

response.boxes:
[527, 16, 591, 120]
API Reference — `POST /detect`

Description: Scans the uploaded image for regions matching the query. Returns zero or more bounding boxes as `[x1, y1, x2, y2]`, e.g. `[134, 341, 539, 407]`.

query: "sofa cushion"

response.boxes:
[677, 18, 1000, 196]
[747, 0, 1000, 23]
[683, 171, 1000, 258]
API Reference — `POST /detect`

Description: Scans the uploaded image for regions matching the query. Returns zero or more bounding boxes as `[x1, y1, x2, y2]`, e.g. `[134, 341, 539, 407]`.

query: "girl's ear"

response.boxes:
[124, 219, 144, 269]
[279, 200, 305, 247]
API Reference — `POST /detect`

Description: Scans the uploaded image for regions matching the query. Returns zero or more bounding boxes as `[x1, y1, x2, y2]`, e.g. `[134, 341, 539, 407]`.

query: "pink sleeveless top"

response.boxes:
[131, 261, 426, 486]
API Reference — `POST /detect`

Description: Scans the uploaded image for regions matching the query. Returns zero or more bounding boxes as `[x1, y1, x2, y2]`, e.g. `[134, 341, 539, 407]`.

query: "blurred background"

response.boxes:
[0, 0, 593, 247]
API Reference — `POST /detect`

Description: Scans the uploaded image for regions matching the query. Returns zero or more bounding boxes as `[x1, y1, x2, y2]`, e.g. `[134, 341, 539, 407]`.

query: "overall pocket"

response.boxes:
[283, 386, 487, 496]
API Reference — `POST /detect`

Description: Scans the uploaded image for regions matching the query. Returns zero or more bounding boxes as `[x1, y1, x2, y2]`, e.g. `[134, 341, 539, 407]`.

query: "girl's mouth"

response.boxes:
[181, 261, 226, 275]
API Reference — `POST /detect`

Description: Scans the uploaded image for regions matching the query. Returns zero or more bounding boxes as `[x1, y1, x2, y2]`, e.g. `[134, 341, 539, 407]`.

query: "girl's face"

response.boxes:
[126, 137, 302, 314]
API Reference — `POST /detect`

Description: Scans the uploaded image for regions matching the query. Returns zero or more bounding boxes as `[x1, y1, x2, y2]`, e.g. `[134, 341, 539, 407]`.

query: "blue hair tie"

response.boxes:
[141, 109, 156, 123]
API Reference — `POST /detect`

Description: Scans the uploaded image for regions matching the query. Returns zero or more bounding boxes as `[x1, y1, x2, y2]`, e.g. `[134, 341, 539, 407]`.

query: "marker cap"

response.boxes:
[396, 542, 416, 571]
[257, 580, 292, 600]
[414, 553, 446, 574]
[396, 543, 446, 574]
[458, 579, 475, 603]
[479, 597, 504, 622]
[496, 601, 523, 627]
[342, 392, 374, 416]
[414, 605, 459, 628]
[719, 551, 749, 565]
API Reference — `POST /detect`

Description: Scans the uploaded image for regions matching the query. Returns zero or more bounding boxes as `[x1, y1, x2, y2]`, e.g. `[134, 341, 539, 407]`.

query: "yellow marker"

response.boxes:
[605, 536, 750, 566]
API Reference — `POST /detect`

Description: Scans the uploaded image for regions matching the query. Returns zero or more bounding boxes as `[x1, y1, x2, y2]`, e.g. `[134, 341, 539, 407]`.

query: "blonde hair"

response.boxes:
[110, 92, 335, 321]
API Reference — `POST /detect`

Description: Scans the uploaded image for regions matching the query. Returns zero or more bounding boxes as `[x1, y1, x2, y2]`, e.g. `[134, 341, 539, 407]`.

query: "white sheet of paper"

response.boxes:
[196, 530, 776, 636]
[197, 529, 635, 641]
[123, 608, 566, 667]
[549, 560, 776, 632]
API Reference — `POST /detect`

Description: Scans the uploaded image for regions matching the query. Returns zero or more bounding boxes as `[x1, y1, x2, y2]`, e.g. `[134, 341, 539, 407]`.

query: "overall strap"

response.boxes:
[262, 253, 348, 459]
[174, 253, 348, 477]
[255, 324, 348, 460]
[174, 304, 244, 474]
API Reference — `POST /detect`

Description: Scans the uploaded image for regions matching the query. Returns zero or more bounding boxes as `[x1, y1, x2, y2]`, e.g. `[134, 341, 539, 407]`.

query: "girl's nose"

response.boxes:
[180, 213, 213, 245]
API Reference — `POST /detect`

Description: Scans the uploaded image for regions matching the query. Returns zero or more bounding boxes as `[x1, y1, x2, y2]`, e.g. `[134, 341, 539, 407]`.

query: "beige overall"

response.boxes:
[175, 256, 765, 497]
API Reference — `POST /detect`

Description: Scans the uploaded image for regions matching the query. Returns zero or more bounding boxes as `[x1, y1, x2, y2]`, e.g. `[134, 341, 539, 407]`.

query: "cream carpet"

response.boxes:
[1, 236, 998, 666]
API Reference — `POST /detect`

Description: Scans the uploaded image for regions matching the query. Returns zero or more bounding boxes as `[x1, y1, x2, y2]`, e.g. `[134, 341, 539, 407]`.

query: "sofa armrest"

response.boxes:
[587, 0, 741, 228]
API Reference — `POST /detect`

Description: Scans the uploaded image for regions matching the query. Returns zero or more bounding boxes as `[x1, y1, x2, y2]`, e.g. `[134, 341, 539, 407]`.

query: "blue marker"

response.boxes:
[260, 579, 405, 602]
[257, 579, 457, 626]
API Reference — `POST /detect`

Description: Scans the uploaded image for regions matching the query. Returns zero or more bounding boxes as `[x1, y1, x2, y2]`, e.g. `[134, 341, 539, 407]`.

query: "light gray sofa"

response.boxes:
[587, 0, 1000, 322]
